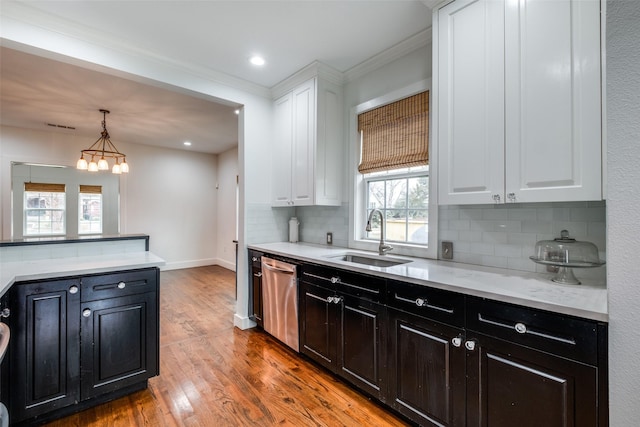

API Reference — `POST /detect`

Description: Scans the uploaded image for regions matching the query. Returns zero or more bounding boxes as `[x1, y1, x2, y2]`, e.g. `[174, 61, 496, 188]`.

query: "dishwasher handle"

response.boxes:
[261, 259, 296, 274]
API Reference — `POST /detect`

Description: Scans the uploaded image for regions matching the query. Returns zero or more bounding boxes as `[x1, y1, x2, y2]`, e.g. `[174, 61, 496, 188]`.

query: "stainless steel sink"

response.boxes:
[328, 253, 412, 267]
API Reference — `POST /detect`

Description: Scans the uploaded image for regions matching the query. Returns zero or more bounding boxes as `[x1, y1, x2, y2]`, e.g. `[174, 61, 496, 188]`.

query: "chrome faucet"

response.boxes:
[366, 209, 393, 256]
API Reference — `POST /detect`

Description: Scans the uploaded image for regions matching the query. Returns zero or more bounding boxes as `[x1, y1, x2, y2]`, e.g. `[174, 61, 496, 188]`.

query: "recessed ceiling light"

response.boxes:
[234, 109, 240, 115]
[183, 141, 192, 146]
[249, 55, 265, 66]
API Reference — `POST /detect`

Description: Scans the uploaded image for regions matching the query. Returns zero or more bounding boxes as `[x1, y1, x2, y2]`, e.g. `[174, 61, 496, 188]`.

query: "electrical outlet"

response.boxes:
[326, 232, 333, 245]
[442, 241, 453, 260]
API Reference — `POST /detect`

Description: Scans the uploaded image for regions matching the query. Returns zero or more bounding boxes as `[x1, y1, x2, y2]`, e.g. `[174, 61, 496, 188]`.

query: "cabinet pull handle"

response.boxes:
[465, 340, 477, 351]
[252, 257, 258, 262]
[118, 281, 126, 289]
[477, 314, 576, 345]
[0, 308, 9, 318]
[254, 272, 263, 277]
[452, 336, 462, 347]
[82, 309, 91, 318]
[393, 293, 455, 314]
[69, 285, 79, 294]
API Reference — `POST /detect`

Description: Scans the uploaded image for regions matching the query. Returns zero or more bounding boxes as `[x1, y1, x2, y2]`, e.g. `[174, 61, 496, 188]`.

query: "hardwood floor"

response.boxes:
[44, 266, 409, 427]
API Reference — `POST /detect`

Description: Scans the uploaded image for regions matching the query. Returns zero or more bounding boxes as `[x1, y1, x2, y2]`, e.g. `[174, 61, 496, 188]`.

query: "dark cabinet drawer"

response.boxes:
[301, 263, 385, 303]
[466, 296, 600, 365]
[387, 280, 465, 328]
[81, 268, 158, 302]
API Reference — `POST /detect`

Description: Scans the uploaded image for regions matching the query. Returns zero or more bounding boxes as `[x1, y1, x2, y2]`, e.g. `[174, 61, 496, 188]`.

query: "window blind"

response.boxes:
[357, 91, 429, 174]
[79, 185, 102, 194]
[24, 182, 66, 193]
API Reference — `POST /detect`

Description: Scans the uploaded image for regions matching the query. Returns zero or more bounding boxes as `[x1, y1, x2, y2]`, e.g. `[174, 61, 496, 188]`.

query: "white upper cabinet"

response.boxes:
[436, 0, 602, 205]
[272, 71, 343, 207]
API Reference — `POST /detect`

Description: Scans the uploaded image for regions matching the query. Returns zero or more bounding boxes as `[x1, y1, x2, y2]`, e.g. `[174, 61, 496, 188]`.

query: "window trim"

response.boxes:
[348, 79, 438, 259]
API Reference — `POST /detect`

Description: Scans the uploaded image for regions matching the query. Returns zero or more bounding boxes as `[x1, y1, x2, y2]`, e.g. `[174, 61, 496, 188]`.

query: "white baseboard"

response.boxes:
[234, 313, 257, 330]
[160, 258, 237, 272]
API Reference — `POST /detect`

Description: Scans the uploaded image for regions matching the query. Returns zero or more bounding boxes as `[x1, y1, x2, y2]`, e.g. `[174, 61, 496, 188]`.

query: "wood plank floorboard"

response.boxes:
[43, 265, 410, 427]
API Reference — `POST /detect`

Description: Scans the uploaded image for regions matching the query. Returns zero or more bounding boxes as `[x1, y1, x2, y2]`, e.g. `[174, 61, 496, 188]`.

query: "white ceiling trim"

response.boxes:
[0, 1, 272, 98]
[343, 29, 432, 83]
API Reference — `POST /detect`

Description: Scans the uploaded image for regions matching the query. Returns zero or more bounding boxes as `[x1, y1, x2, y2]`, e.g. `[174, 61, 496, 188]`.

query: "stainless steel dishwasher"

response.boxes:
[261, 257, 299, 352]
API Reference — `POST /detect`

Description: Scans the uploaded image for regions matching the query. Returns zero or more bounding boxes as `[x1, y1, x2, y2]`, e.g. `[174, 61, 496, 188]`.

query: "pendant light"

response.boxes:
[77, 109, 129, 174]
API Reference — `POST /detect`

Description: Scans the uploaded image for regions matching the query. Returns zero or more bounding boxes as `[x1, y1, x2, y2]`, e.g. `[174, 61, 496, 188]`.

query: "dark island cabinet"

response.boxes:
[299, 264, 387, 401]
[8, 277, 81, 423]
[6, 267, 159, 424]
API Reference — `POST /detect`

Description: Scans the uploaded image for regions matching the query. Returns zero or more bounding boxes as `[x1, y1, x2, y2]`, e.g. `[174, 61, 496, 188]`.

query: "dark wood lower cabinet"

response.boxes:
[6, 268, 160, 425]
[299, 282, 336, 371]
[8, 278, 81, 423]
[466, 333, 598, 427]
[387, 308, 465, 427]
[80, 292, 158, 400]
[248, 250, 264, 328]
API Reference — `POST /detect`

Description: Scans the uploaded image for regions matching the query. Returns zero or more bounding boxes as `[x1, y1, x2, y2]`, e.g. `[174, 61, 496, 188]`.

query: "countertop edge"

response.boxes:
[0, 252, 166, 298]
[248, 242, 608, 323]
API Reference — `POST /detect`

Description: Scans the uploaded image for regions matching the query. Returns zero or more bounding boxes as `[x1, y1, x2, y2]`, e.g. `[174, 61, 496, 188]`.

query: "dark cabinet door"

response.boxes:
[80, 291, 158, 399]
[9, 278, 81, 423]
[299, 282, 337, 372]
[466, 333, 598, 427]
[387, 308, 466, 427]
[337, 294, 387, 401]
[251, 266, 263, 328]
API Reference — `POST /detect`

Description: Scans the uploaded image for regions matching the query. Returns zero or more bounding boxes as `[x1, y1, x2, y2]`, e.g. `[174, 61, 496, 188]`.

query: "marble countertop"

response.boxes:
[248, 242, 608, 322]
[0, 251, 166, 298]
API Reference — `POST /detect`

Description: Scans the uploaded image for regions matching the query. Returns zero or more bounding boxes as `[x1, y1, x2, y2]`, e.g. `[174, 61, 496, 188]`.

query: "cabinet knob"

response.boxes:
[415, 298, 426, 307]
[252, 257, 258, 262]
[117, 281, 126, 289]
[465, 340, 477, 351]
[514, 322, 527, 334]
[254, 272, 263, 278]
[82, 309, 91, 318]
[452, 337, 462, 347]
[330, 277, 341, 284]
[492, 194, 501, 203]
[0, 308, 10, 318]
[327, 296, 335, 304]
[333, 296, 343, 304]
[507, 192, 516, 202]
[69, 285, 79, 294]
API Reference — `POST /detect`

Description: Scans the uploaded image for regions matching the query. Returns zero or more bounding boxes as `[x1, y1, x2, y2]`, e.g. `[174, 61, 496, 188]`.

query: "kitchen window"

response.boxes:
[350, 80, 437, 258]
[79, 185, 103, 234]
[24, 182, 66, 236]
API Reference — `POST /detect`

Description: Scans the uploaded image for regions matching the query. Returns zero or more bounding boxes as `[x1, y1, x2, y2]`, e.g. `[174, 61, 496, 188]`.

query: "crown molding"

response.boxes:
[270, 61, 344, 99]
[0, 2, 272, 99]
[343, 28, 432, 83]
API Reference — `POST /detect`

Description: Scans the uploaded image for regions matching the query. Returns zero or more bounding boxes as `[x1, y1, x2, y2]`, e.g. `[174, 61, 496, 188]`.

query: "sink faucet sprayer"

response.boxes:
[366, 209, 393, 256]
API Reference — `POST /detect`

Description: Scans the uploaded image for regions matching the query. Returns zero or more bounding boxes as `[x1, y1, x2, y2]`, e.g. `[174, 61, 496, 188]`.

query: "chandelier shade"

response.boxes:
[77, 109, 129, 174]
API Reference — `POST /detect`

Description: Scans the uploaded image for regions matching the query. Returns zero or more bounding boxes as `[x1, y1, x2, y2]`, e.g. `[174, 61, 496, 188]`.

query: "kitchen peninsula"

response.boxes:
[0, 234, 165, 425]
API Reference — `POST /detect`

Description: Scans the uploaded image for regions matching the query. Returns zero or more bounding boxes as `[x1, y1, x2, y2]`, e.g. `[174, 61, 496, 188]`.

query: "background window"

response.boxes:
[24, 183, 66, 236]
[79, 185, 103, 234]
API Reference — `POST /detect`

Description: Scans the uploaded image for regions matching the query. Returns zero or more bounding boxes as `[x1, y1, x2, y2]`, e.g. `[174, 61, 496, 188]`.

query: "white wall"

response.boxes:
[606, 1, 640, 424]
[216, 147, 239, 271]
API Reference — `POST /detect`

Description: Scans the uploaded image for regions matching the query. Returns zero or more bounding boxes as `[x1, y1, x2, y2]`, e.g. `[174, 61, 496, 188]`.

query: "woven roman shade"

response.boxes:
[79, 185, 102, 194]
[24, 182, 66, 193]
[358, 91, 429, 174]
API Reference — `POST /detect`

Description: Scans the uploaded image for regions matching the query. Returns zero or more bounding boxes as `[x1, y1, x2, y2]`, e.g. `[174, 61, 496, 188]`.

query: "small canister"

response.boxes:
[289, 217, 299, 243]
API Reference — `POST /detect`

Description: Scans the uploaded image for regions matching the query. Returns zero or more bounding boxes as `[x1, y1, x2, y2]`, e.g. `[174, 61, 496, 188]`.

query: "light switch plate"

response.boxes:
[326, 232, 333, 245]
[442, 241, 453, 260]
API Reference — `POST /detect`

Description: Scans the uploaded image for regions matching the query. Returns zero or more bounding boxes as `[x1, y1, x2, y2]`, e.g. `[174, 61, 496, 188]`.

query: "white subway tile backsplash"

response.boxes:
[439, 201, 606, 274]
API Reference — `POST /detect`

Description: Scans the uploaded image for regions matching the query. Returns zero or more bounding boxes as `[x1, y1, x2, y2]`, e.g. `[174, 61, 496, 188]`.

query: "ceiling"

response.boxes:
[0, 1, 432, 155]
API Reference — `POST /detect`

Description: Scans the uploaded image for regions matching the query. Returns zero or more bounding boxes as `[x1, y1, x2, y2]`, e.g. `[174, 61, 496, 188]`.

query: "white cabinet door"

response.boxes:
[504, 0, 602, 203]
[272, 92, 293, 206]
[437, 0, 505, 205]
[291, 78, 316, 206]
